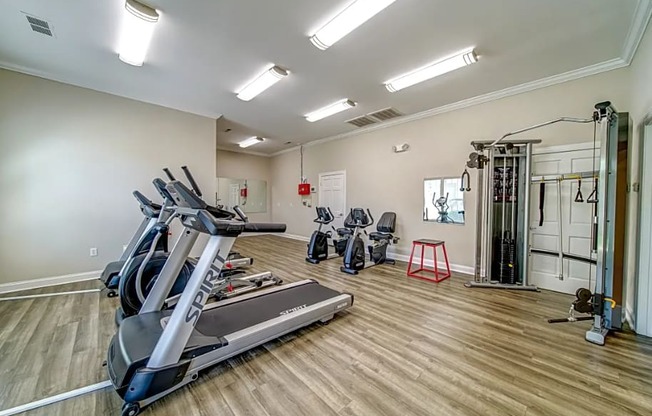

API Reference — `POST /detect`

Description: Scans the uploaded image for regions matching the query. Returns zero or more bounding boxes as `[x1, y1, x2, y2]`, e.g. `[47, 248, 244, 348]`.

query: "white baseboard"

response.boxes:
[239, 232, 272, 238]
[626, 304, 636, 332]
[280, 233, 310, 242]
[391, 252, 474, 276]
[277, 233, 473, 275]
[0, 270, 102, 295]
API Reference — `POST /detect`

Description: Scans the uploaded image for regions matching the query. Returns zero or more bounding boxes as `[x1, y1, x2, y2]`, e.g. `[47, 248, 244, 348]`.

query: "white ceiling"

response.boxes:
[0, 0, 648, 155]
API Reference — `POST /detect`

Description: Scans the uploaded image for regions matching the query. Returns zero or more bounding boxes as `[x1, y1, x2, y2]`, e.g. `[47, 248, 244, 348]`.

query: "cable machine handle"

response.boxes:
[460, 169, 471, 192]
[181, 166, 202, 197]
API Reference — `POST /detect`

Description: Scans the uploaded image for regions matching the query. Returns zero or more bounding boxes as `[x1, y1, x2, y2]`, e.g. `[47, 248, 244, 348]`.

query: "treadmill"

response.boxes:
[107, 180, 354, 416]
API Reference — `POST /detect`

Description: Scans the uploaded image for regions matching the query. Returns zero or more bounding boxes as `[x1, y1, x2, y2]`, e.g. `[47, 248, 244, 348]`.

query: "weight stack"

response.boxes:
[497, 237, 517, 284]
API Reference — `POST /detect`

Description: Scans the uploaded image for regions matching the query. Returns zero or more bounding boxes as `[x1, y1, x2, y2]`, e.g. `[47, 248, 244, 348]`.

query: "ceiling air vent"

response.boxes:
[368, 107, 403, 122]
[346, 107, 404, 128]
[347, 115, 378, 128]
[24, 14, 53, 37]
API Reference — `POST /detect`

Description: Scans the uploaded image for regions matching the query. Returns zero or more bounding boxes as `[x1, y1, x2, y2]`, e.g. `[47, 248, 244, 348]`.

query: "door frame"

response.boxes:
[635, 111, 652, 336]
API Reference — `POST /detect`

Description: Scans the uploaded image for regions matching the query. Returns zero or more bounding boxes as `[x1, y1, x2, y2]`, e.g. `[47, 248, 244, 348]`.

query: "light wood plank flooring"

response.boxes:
[1, 235, 651, 415]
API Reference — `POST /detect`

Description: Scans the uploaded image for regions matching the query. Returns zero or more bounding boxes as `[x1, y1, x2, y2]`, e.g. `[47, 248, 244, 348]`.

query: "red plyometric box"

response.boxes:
[298, 183, 311, 195]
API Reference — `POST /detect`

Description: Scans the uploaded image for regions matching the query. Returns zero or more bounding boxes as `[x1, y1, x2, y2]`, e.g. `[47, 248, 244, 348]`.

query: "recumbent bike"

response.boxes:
[340, 208, 399, 275]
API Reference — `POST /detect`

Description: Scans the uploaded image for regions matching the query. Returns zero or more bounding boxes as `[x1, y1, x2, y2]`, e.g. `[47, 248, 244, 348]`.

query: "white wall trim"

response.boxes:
[270, 58, 627, 158]
[216, 146, 271, 158]
[622, 0, 652, 63]
[0, 270, 102, 295]
[391, 252, 474, 276]
[267, 0, 651, 160]
[281, 233, 311, 242]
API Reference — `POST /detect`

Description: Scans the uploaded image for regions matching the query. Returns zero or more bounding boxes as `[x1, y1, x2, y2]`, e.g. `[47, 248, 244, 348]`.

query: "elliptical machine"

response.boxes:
[341, 209, 399, 275]
[99, 191, 172, 297]
[116, 167, 280, 320]
[100, 172, 253, 298]
[306, 207, 346, 264]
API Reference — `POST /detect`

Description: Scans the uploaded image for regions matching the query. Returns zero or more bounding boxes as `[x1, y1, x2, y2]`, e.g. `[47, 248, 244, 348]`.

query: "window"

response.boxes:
[423, 177, 465, 224]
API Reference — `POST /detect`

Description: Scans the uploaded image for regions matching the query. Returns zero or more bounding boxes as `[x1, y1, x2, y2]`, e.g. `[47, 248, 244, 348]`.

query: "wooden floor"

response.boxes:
[1, 235, 652, 415]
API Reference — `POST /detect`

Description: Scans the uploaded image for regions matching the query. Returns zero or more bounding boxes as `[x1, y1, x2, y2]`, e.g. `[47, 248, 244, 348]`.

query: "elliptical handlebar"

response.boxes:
[233, 205, 249, 223]
[181, 166, 203, 198]
[162, 168, 176, 181]
[243, 223, 287, 233]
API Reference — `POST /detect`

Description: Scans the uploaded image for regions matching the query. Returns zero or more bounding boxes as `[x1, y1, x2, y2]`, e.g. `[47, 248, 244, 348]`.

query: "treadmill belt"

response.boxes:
[195, 283, 343, 337]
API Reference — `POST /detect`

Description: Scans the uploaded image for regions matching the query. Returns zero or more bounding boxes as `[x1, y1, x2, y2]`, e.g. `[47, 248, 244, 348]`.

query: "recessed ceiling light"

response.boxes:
[384, 48, 478, 92]
[118, 0, 160, 66]
[239, 137, 265, 148]
[310, 0, 397, 50]
[236, 66, 289, 101]
[305, 99, 357, 122]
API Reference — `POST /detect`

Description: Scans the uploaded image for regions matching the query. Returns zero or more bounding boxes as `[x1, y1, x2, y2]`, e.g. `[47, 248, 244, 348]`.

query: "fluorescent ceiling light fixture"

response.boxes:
[310, 0, 397, 50]
[385, 48, 478, 92]
[239, 137, 265, 148]
[118, 0, 159, 66]
[305, 99, 357, 122]
[236, 66, 289, 101]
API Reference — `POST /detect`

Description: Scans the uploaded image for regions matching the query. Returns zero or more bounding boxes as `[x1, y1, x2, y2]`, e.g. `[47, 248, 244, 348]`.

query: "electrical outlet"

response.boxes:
[90, 247, 98, 257]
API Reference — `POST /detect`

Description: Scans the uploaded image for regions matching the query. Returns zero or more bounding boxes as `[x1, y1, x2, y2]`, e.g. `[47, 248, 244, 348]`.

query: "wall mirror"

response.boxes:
[423, 177, 465, 224]
[216, 178, 267, 213]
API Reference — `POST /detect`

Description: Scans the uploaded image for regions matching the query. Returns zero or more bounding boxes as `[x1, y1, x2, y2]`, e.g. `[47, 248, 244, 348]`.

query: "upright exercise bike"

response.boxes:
[305, 207, 347, 264]
[340, 209, 399, 275]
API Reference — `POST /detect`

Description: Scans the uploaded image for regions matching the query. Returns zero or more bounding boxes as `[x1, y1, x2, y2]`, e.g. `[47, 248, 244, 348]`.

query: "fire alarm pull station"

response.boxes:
[298, 183, 311, 195]
[240, 188, 248, 198]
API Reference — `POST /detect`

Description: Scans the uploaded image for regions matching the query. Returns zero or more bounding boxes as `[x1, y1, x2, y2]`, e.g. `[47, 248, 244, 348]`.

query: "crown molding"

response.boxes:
[622, 0, 652, 63]
[0, 60, 222, 119]
[269, 2, 652, 158]
[216, 145, 271, 157]
[270, 57, 627, 157]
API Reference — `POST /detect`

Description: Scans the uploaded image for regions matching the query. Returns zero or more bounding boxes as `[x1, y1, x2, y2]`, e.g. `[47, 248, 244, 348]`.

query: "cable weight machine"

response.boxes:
[462, 101, 621, 345]
[464, 139, 540, 290]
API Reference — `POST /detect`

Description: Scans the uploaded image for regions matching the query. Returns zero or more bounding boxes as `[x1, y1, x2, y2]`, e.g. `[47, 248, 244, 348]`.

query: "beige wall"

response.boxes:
[270, 67, 632, 271]
[0, 69, 216, 284]
[626, 20, 652, 327]
[216, 149, 272, 222]
[630, 20, 652, 123]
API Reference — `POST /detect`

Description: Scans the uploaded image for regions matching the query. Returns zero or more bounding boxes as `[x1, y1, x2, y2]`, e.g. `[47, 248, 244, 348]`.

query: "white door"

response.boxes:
[529, 145, 599, 294]
[319, 171, 346, 230]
